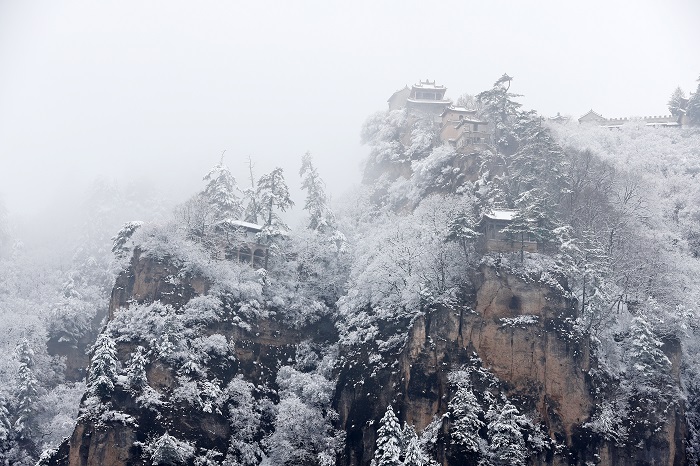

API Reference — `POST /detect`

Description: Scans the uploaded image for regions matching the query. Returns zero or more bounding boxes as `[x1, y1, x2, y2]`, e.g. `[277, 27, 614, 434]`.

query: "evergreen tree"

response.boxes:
[476, 74, 522, 155]
[509, 111, 568, 201]
[111, 221, 143, 258]
[402, 428, 428, 466]
[149, 432, 195, 465]
[13, 339, 38, 439]
[687, 76, 700, 125]
[202, 160, 243, 222]
[87, 333, 119, 399]
[257, 167, 294, 231]
[125, 346, 148, 391]
[446, 213, 481, 262]
[299, 152, 335, 233]
[486, 399, 527, 466]
[667, 86, 687, 118]
[448, 380, 484, 454]
[0, 397, 11, 454]
[626, 316, 672, 384]
[242, 157, 263, 224]
[371, 406, 402, 466]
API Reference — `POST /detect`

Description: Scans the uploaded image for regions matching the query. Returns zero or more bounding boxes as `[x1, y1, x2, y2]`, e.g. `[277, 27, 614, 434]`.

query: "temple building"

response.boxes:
[478, 209, 538, 253]
[578, 110, 681, 128]
[388, 80, 451, 115]
[439, 106, 492, 152]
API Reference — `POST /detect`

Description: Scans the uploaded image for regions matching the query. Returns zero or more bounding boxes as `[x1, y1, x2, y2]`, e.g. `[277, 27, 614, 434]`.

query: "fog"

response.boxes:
[0, 0, 698, 235]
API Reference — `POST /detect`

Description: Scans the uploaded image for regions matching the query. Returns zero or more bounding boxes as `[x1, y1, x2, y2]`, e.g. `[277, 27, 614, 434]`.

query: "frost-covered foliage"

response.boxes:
[485, 398, 528, 466]
[443, 365, 550, 465]
[145, 432, 196, 465]
[111, 220, 143, 258]
[337, 193, 477, 352]
[265, 345, 344, 466]
[202, 161, 244, 222]
[447, 373, 484, 454]
[300, 152, 336, 234]
[86, 333, 119, 399]
[371, 406, 402, 466]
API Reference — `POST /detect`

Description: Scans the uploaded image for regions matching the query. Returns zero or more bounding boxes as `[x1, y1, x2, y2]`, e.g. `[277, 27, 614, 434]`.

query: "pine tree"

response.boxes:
[299, 152, 335, 233]
[150, 432, 195, 465]
[687, 76, 700, 125]
[625, 316, 674, 402]
[371, 406, 402, 466]
[509, 111, 568, 201]
[448, 381, 484, 454]
[242, 156, 263, 224]
[257, 167, 294, 231]
[87, 333, 119, 398]
[402, 428, 428, 466]
[202, 160, 243, 222]
[111, 221, 143, 258]
[668, 86, 687, 118]
[446, 213, 481, 261]
[0, 396, 11, 454]
[125, 346, 148, 391]
[476, 74, 522, 155]
[486, 399, 527, 466]
[13, 339, 38, 439]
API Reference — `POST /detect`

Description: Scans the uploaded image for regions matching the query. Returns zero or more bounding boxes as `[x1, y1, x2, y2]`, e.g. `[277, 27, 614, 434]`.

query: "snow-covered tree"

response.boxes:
[257, 167, 294, 231]
[686, 76, 700, 125]
[86, 333, 118, 399]
[111, 220, 143, 258]
[623, 316, 674, 405]
[446, 212, 481, 262]
[202, 160, 243, 222]
[300, 152, 335, 233]
[0, 397, 10, 454]
[125, 346, 148, 391]
[148, 432, 195, 465]
[242, 157, 263, 224]
[224, 376, 261, 466]
[371, 406, 402, 466]
[486, 398, 527, 466]
[13, 339, 38, 439]
[476, 74, 522, 155]
[402, 425, 429, 466]
[668, 86, 687, 118]
[448, 377, 484, 454]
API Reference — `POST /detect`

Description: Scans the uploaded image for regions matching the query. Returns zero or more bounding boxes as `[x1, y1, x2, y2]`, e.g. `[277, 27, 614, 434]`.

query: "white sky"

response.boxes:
[0, 0, 698, 219]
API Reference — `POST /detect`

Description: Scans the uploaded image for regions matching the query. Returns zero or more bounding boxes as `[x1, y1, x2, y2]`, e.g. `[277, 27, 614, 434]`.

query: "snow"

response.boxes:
[484, 209, 517, 221]
[223, 219, 263, 232]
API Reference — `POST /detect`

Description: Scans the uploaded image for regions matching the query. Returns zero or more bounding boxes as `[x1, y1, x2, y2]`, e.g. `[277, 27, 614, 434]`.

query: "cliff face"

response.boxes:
[47, 255, 686, 466]
[335, 265, 685, 466]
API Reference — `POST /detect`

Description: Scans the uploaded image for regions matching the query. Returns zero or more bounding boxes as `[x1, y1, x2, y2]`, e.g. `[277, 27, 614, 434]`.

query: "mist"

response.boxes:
[1, 0, 699, 239]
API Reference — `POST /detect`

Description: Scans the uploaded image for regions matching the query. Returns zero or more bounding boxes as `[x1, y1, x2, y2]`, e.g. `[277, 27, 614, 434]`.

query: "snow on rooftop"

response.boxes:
[484, 209, 517, 221]
[445, 105, 477, 113]
[222, 219, 263, 231]
[413, 80, 445, 90]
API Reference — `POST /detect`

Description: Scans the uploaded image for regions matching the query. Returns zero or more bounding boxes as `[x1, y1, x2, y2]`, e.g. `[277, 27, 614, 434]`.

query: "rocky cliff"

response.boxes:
[44, 253, 687, 466]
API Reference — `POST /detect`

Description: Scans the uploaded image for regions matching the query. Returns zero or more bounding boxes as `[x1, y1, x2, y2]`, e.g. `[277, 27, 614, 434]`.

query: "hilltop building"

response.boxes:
[439, 106, 492, 152]
[578, 110, 682, 128]
[478, 209, 538, 253]
[213, 219, 267, 268]
[388, 80, 451, 115]
[388, 80, 494, 152]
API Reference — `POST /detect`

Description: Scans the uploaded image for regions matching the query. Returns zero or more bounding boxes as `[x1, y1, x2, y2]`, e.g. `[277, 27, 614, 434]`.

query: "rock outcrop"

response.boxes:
[46, 255, 686, 466]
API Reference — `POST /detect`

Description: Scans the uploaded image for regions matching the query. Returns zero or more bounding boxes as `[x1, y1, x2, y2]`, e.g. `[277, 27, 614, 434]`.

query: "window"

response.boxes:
[473, 123, 478, 131]
[239, 246, 252, 264]
[253, 249, 266, 268]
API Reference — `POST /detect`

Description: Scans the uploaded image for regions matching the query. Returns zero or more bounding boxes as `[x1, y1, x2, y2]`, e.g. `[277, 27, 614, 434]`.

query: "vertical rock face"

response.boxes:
[335, 265, 686, 466]
[108, 249, 209, 319]
[47, 254, 686, 466]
